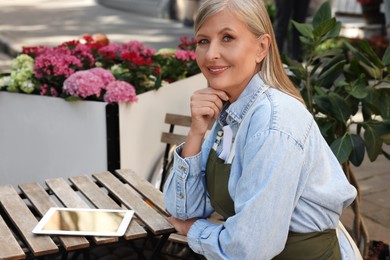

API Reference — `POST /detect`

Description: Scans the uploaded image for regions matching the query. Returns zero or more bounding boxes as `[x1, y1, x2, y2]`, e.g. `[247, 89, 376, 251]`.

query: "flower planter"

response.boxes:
[0, 73, 206, 185]
[0, 92, 112, 186]
[119, 73, 206, 180]
[360, 1, 385, 25]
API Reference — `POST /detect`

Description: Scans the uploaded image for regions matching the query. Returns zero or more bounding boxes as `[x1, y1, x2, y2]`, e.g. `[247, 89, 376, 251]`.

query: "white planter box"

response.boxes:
[119, 73, 206, 180]
[0, 73, 206, 185]
[0, 92, 109, 186]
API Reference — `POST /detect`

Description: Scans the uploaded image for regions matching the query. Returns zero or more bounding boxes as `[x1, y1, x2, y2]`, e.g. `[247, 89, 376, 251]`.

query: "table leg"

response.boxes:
[150, 233, 170, 260]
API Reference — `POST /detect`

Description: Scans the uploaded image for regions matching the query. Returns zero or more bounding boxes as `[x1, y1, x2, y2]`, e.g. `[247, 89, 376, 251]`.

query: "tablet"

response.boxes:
[32, 207, 134, 236]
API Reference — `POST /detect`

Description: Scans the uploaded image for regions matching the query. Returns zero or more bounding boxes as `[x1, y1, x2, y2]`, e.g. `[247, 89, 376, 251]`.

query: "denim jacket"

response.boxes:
[163, 74, 357, 259]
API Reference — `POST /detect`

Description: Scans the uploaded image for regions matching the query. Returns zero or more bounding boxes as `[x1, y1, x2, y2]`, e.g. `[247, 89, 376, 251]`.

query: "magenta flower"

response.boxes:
[72, 44, 95, 67]
[98, 43, 123, 59]
[175, 50, 196, 61]
[34, 52, 82, 79]
[122, 41, 156, 56]
[104, 80, 138, 103]
[63, 70, 104, 98]
[88, 67, 116, 87]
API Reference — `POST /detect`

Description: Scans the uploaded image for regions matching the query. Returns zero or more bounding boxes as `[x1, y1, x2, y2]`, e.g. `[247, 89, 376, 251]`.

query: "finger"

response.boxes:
[191, 94, 225, 115]
[191, 101, 221, 120]
[201, 87, 229, 101]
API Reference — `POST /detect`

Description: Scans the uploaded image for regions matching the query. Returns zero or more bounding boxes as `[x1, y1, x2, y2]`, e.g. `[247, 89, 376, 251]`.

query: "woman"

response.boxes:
[163, 0, 359, 259]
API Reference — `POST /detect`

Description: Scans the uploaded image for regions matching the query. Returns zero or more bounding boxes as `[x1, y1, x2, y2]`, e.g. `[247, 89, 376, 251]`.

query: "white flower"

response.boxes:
[20, 80, 36, 94]
[0, 76, 11, 90]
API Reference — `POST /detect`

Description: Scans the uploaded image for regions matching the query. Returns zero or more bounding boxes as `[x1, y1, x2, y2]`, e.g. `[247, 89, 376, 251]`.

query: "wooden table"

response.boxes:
[0, 169, 176, 259]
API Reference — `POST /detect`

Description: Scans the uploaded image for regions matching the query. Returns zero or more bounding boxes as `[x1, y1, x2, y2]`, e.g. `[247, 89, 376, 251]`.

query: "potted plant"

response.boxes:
[0, 35, 203, 185]
[0, 34, 200, 102]
[283, 2, 389, 257]
[357, 0, 385, 25]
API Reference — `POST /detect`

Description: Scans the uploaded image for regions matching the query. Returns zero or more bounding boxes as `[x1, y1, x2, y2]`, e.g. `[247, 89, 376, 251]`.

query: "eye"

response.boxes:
[197, 39, 209, 45]
[222, 35, 233, 42]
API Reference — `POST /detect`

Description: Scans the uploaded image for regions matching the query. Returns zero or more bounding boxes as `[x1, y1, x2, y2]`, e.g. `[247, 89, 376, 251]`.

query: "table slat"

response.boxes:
[93, 172, 175, 235]
[115, 169, 167, 214]
[0, 215, 26, 260]
[19, 183, 90, 251]
[45, 178, 117, 245]
[0, 185, 58, 257]
[69, 175, 147, 240]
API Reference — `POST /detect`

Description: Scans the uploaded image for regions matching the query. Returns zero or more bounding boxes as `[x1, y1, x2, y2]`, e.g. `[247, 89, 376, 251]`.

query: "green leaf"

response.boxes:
[345, 77, 369, 99]
[349, 134, 365, 166]
[328, 92, 352, 122]
[312, 1, 332, 28]
[324, 21, 341, 39]
[317, 60, 346, 88]
[345, 41, 382, 79]
[358, 40, 384, 68]
[313, 18, 336, 38]
[382, 46, 390, 66]
[292, 21, 313, 38]
[314, 95, 332, 114]
[359, 62, 382, 79]
[378, 89, 390, 119]
[363, 122, 383, 161]
[330, 135, 353, 164]
[363, 88, 389, 118]
[345, 41, 374, 68]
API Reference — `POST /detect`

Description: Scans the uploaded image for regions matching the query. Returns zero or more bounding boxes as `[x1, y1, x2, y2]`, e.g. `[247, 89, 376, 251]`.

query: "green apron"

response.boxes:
[205, 143, 341, 260]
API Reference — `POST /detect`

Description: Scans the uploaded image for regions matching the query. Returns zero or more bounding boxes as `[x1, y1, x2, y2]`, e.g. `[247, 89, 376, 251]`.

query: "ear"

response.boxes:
[255, 34, 271, 63]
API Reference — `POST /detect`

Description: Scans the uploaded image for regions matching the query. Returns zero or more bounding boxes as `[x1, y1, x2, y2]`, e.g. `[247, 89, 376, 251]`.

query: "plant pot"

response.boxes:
[119, 73, 206, 180]
[361, 2, 385, 25]
[0, 92, 113, 185]
[0, 74, 206, 185]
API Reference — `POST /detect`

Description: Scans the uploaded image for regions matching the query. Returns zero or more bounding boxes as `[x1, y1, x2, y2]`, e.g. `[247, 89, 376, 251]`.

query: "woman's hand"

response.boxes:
[190, 88, 229, 136]
[182, 88, 229, 157]
[167, 216, 199, 236]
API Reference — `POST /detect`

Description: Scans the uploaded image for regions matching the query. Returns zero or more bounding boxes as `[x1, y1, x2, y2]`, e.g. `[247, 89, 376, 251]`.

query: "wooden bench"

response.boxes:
[160, 113, 214, 191]
[0, 169, 175, 259]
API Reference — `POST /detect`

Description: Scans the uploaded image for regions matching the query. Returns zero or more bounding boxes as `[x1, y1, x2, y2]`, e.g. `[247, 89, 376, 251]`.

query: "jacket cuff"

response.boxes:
[187, 219, 218, 255]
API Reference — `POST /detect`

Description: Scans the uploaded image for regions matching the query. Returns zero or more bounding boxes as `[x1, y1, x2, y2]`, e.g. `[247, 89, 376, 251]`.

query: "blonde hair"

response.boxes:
[194, 0, 304, 103]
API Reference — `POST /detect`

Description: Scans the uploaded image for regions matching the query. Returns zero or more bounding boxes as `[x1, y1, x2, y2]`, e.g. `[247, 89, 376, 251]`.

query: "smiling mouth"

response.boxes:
[208, 66, 229, 73]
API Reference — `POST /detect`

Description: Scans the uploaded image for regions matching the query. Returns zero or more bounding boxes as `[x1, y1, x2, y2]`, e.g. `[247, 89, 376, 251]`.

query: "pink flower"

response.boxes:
[63, 70, 104, 98]
[88, 67, 116, 87]
[98, 43, 123, 59]
[175, 50, 196, 61]
[122, 41, 155, 56]
[104, 80, 138, 103]
[72, 44, 95, 67]
[34, 52, 82, 79]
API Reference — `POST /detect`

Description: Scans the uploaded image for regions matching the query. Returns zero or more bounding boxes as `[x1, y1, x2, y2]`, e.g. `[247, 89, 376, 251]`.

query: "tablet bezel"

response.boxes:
[32, 207, 134, 236]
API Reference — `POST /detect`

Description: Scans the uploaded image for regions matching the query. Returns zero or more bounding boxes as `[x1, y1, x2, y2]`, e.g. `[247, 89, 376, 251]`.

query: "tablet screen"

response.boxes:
[33, 207, 134, 236]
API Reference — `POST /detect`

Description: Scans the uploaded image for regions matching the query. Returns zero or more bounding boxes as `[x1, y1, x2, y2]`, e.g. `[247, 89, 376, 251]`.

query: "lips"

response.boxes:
[207, 66, 229, 74]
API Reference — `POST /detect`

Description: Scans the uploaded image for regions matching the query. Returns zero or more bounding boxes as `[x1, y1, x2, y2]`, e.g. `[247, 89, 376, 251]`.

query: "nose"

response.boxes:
[205, 42, 220, 60]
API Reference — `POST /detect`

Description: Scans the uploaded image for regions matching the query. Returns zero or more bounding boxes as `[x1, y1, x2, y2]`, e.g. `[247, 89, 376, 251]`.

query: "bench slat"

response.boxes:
[69, 175, 147, 240]
[165, 113, 192, 127]
[0, 185, 58, 257]
[0, 215, 26, 260]
[19, 183, 90, 251]
[93, 172, 175, 235]
[161, 132, 187, 145]
[45, 178, 117, 245]
[168, 233, 188, 244]
[116, 169, 167, 214]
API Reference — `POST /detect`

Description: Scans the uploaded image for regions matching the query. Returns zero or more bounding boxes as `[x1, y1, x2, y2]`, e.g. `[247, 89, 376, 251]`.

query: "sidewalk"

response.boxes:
[0, 0, 389, 253]
[0, 0, 193, 57]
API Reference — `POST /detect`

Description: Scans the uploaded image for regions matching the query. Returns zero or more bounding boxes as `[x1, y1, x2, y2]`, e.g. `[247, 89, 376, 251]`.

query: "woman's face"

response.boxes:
[195, 9, 265, 102]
